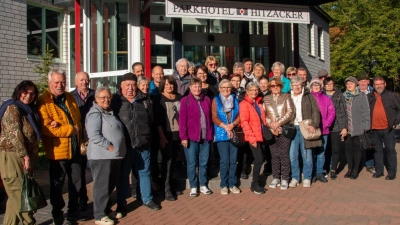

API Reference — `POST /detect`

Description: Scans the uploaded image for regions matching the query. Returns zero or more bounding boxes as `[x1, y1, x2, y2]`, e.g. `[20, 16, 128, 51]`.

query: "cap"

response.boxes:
[121, 72, 137, 82]
[345, 76, 358, 86]
[309, 78, 322, 87]
[356, 70, 369, 81]
[317, 69, 329, 78]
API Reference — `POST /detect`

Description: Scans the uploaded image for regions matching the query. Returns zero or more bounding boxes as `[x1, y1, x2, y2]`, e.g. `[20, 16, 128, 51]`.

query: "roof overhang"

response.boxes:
[222, 0, 336, 6]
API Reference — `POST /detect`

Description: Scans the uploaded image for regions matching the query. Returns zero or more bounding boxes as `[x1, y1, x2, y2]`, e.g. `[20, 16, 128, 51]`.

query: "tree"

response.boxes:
[34, 45, 54, 94]
[321, 0, 400, 91]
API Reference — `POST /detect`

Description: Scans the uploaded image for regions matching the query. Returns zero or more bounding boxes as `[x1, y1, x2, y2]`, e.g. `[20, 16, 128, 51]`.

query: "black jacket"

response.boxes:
[323, 87, 347, 132]
[367, 89, 400, 131]
[111, 90, 153, 149]
[70, 88, 95, 128]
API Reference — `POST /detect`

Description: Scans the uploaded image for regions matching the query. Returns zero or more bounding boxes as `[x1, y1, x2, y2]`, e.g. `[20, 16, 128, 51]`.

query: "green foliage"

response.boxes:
[34, 141, 49, 170]
[321, 0, 400, 91]
[34, 45, 54, 94]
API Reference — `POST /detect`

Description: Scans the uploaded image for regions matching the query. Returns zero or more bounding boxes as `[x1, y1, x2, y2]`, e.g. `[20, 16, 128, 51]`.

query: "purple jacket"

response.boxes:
[311, 90, 336, 135]
[179, 92, 213, 142]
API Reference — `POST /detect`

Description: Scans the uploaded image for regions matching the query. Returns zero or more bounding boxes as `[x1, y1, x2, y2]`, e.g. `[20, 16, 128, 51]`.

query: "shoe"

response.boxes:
[143, 200, 161, 211]
[229, 186, 241, 194]
[200, 186, 212, 195]
[385, 175, 396, 180]
[250, 184, 265, 194]
[316, 174, 328, 183]
[350, 171, 358, 179]
[189, 188, 197, 197]
[280, 180, 288, 190]
[241, 172, 249, 179]
[312, 176, 317, 183]
[289, 179, 298, 188]
[115, 205, 126, 219]
[373, 172, 384, 178]
[52, 217, 66, 225]
[269, 178, 280, 188]
[95, 216, 114, 225]
[78, 202, 88, 212]
[344, 171, 351, 178]
[303, 179, 311, 188]
[324, 172, 328, 178]
[176, 190, 183, 195]
[221, 187, 229, 195]
[165, 188, 177, 201]
[330, 171, 337, 180]
[366, 167, 376, 174]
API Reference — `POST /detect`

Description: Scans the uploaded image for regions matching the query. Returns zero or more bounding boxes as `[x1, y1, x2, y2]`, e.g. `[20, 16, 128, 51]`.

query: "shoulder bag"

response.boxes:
[360, 131, 374, 151]
[298, 96, 322, 141]
[226, 111, 245, 147]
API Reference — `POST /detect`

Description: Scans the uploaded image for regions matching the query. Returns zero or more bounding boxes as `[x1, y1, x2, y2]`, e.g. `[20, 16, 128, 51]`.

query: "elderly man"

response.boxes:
[70, 71, 95, 212]
[317, 69, 329, 83]
[367, 76, 400, 180]
[172, 58, 195, 95]
[243, 58, 256, 82]
[112, 73, 160, 218]
[37, 69, 83, 225]
[132, 62, 144, 76]
[149, 65, 164, 99]
[297, 67, 310, 88]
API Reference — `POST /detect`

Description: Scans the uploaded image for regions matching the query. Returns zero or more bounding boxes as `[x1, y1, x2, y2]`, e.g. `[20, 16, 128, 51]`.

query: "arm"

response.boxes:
[310, 96, 321, 128]
[1, 105, 28, 157]
[211, 98, 223, 125]
[85, 112, 111, 150]
[239, 102, 257, 144]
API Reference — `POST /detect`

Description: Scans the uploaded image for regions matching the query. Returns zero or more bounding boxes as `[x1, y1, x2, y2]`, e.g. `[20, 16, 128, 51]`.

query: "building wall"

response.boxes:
[0, 0, 68, 104]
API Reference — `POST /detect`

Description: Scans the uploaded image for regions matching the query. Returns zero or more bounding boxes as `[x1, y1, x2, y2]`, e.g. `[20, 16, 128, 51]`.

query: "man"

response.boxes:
[367, 76, 400, 180]
[172, 58, 195, 95]
[297, 67, 310, 88]
[112, 73, 160, 218]
[317, 69, 329, 83]
[243, 58, 255, 82]
[37, 69, 83, 225]
[132, 62, 144, 76]
[149, 65, 164, 99]
[70, 71, 95, 212]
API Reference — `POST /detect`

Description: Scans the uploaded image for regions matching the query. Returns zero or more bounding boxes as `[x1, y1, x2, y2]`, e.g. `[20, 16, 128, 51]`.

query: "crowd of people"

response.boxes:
[0, 56, 400, 225]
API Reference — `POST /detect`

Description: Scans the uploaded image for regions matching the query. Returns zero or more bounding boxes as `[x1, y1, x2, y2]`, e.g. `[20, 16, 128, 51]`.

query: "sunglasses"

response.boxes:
[287, 73, 296, 76]
[208, 63, 218, 67]
[270, 85, 282, 88]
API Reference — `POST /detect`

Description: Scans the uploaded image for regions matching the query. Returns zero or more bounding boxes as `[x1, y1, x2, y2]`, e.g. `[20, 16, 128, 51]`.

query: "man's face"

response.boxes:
[48, 73, 66, 97]
[152, 66, 164, 84]
[244, 61, 253, 74]
[177, 61, 188, 76]
[133, 65, 144, 76]
[358, 79, 369, 91]
[297, 70, 307, 83]
[121, 80, 137, 99]
[75, 72, 89, 92]
[374, 80, 386, 94]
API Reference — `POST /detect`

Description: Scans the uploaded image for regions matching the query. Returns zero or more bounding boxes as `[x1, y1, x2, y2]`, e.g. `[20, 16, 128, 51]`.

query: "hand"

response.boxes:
[227, 130, 233, 139]
[340, 128, 347, 140]
[159, 135, 169, 148]
[72, 125, 79, 135]
[270, 121, 280, 131]
[50, 121, 59, 128]
[108, 144, 114, 152]
[308, 126, 316, 133]
[250, 142, 257, 148]
[23, 155, 30, 172]
[225, 123, 234, 132]
[181, 140, 188, 148]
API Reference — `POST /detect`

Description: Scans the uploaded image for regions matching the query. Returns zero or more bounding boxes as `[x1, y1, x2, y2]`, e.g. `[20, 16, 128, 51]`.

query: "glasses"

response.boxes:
[291, 84, 301, 87]
[270, 85, 281, 88]
[287, 73, 296, 76]
[97, 96, 112, 101]
[197, 72, 207, 76]
[208, 63, 218, 67]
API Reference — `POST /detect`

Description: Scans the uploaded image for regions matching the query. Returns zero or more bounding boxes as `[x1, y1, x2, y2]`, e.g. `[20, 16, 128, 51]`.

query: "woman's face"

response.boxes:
[219, 70, 228, 77]
[163, 80, 174, 94]
[253, 66, 264, 79]
[286, 70, 296, 80]
[311, 84, 321, 93]
[19, 87, 36, 105]
[270, 80, 282, 94]
[139, 81, 149, 94]
[230, 77, 241, 90]
[188, 67, 194, 75]
[233, 67, 244, 78]
[196, 69, 208, 83]
[207, 60, 218, 73]
[246, 86, 259, 100]
[189, 82, 202, 97]
[346, 81, 357, 92]
[325, 81, 334, 91]
[259, 79, 269, 92]
[95, 90, 112, 110]
[219, 83, 232, 98]
[291, 82, 302, 95]
[273, 66, 282, 78]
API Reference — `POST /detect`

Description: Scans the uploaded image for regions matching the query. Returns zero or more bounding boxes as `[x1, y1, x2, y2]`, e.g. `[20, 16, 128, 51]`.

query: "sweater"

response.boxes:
[367, 89, 400, 131]
[311, 90, 336, 135]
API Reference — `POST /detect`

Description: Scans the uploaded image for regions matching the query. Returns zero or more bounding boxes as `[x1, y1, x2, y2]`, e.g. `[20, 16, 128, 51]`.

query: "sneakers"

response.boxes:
[330, 171, 337, 180]
[316, 174, 328, 183]
[143, 200, 161, 211]
[280, 180, 288, 190]
[189, 188, 198, 197]
[289, 179, 298, 188]
[250, 184, 265, 194]
[200, 186, 212, 195]
[95, 216, 114, 225]
[114, 205, 126, 219]
[241, 172, 249, 179]
[366, 167, 376, 174]
[303, 179, 311, 188]
[269, 178, 280, 188]
[221, 187, 229, 195]
[229, 186, 241, 194]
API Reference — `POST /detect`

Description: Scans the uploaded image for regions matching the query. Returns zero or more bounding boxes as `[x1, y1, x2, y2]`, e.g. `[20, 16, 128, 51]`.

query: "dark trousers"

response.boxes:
[89, 159, 121, 220]
[373, 128, 397, 176]
[161, 140, 180, 190]
[249, 143, 264, 187]
[151, 129, 160, 180]
[48, 155, 82, 219]
[269, 135, 291, 181]
[262, 144, 272, 174]
[79, 155, 88, 205]
[330, 131, 343, 171]
[345, 135, 362, 173]
[237, 144, 253, 175]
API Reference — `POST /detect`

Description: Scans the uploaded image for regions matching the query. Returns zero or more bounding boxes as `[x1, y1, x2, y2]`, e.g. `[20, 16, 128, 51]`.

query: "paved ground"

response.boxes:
[2, 140, 400, 224]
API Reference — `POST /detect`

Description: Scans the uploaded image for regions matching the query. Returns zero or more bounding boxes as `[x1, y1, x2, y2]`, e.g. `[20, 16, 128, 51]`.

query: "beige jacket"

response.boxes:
[262, 93, 295, 127]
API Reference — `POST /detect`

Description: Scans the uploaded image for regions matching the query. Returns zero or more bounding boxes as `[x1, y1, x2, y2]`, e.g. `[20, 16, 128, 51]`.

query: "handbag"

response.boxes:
[20, 170, 47, 212]
[263, 125, 274, 141]
[298, 119, 321, 140]
[230, 126, 245, 147]
[269, 95, 296, 139]
[80, 127, 88, 155]
[360, 131, 374, 150]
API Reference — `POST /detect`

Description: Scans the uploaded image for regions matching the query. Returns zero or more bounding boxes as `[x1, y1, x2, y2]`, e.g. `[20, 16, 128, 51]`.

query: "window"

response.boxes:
[27, 4, 62, 58]
[318, 27, 324, 59]
[308, 23, 315, 56]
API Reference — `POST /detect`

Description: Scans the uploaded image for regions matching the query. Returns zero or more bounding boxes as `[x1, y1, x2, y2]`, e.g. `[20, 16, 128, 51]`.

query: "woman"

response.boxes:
[286, 67, 297, 80]
[323, 77, 347, 179]
[263, 78, 294, 190]
[253, 63, 266, 83]
[205, 56, 221, 83]
[179, 78, 213, 197]
[217, 67, 229, 78]
[258, 75, 270, 97]
[309, 78, 335, 183]
[343, 76, 370, 179]
[271, 62, 291, 93]
[0, 80, 40, 225]
[230, 74, 245, 102]
[240, 82, 266, 194]
[195, 65, 218, 100]
[138, 75, 150, 94]
[188, 62, 195, 75]
[86, 86, 126, 225]
[155, 76, 182, 201]
[289, 76, 322, 188]
[232, 62, 248, 89]
[212, 80, 241, 195]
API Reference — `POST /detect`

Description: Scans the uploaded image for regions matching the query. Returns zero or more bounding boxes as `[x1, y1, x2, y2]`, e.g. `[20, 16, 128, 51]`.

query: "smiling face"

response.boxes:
[246, 86, 259, 100]
[121, 80, 137, 99]
[189, 82, 202, 97]
[346, 81, 357, 92]
[297, 70, 307, 83]
[133, 64, 144, 76]
[233, 67, 244, 78]
[163, 80, 175, 94]
[291, 82, 302, 95]
[253, 66, 264, 79]
[152, 66, 164, 84]
[244, 61, 253, 74]
[177, 61, 189, 76]
[230, 76, 241, 90]
[273, 66, 282, 78]
[95, 89, 112, 110]
[270, 80, 282, 94]
[75, 72, 90, 93]
[207, 60, 218, 73]
[219, 82, 232, 98]
[311, 84, 321, 93]
[373, 79, 386, 94]
[138, 80, 149, 94]
[48, 73, 66, 97]
[358, 79, 369, 91]
[19, 87, 36, 105]
[259, 78, 269, 92]
[196, 68, 208, 83]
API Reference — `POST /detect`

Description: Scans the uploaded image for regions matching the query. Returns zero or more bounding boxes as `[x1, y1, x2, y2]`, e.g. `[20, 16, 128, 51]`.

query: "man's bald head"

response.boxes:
[152, 65, 164, 85]
[75, 71, 90, 93]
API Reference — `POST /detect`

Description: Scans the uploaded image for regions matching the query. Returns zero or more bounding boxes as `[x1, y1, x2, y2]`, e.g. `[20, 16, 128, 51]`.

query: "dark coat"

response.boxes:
[70, 88, 95, 128]
[300, 88, 323, 149]
[323, 86, 347, 132]
[367, 89, 400, 131]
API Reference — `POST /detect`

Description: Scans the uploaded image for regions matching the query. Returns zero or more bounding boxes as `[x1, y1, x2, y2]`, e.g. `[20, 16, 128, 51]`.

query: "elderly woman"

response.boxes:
[323, 77, 347, 179]
[271, 61, 291, 93]
[0, 80, 40, 225]
[264, 78, 295, 190]
[205, 56, 220, 84]
[154, 76, 182, 201]
[212, 80, 241, 195]
[253, 63, 267, 83]
[232, 62, 248, 89]
[240, 82, 266, 194]
[188, 62, 195, 75]
[309, 78, 335, 183]
[138, 75, 150, 95]
[194, 65, 218, 100]
[217, 67, 229, 78]
[343, 77, 370, 179]
[179, 78, 213, 197]
[86, 86, 126, 225]
[258, 75, 270, 97]
[230, 74, 245, 102]
[289, 76, 322, 188]
[286, 67, 297, 80]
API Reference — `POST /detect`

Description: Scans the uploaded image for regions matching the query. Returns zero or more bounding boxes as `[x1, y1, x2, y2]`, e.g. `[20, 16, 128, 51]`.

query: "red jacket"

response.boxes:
[239, 95, 266, 144]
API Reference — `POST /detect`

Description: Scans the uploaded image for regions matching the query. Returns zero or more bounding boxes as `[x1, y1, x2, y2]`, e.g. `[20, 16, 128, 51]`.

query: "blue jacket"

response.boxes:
[214, 94, 239, 142]
[149, 80, 160, 99]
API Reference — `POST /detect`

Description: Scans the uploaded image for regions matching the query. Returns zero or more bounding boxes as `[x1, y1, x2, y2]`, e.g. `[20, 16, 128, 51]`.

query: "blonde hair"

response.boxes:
[254, 63, 266, 75]
[205, 56, 218, 66]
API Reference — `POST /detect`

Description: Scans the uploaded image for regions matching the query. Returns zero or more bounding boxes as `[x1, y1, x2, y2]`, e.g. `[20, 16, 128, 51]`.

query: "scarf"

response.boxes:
[344, 90, 355, 103]
[0, 99, 41, 140]
[220, 94, 234, 112]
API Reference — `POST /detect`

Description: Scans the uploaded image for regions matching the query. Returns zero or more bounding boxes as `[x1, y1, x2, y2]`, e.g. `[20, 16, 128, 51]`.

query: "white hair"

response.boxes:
[217, 66, 229, 74]
[95, 86, 111, 98]
[48, 68, 66, 82]
[137, 75, 149, 86]
[175, 58, 189, 68]
[271, 61, 285, 74]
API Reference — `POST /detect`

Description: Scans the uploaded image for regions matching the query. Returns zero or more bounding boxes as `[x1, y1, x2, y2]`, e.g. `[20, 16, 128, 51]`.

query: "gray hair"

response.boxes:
[218, 79, 233, 88]
[95, 86, 111, 98]
[233, 62, 244, 71]
[48, 68, 66, 82]
[175, 58, 189, 68]
[271, 61, 285, 74]
[246, 82, 258, 91]
[290, 76, 303, 85]
[217, 66, 229, 74]
[137, 75, 149, 86]
[188, 62, 195, 69]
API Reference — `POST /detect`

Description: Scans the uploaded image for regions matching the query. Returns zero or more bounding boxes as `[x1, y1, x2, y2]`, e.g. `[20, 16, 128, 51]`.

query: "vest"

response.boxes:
[214, 94, 239, 142]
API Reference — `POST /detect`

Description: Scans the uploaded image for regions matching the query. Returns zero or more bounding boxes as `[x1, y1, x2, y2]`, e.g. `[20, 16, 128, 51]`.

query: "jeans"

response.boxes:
[117, 148, 152, 205]
[184, 140, 210, 188]
[290, 125, 313, 181]
[365, 150, 375, 168]
[373, 128, 397, 176]
[314, 135, 328, 176]
[217, 141, 238, 188]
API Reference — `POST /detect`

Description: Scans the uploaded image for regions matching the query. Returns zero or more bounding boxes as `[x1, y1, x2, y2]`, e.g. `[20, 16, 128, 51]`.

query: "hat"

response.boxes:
[356, 70, 369, 81]
[345, 76, 358, 85]
[309, 78, 322, 87]
[121, 72, 137, 82]
[317, 69, 329, 78]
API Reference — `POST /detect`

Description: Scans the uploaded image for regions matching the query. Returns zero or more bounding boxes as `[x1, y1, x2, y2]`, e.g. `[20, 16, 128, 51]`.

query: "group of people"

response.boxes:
[0, 56, 399, 225]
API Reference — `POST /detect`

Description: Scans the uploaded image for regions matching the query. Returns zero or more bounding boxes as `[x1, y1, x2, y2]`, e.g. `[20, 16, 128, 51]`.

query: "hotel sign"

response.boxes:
[165, 0, 310, 24]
